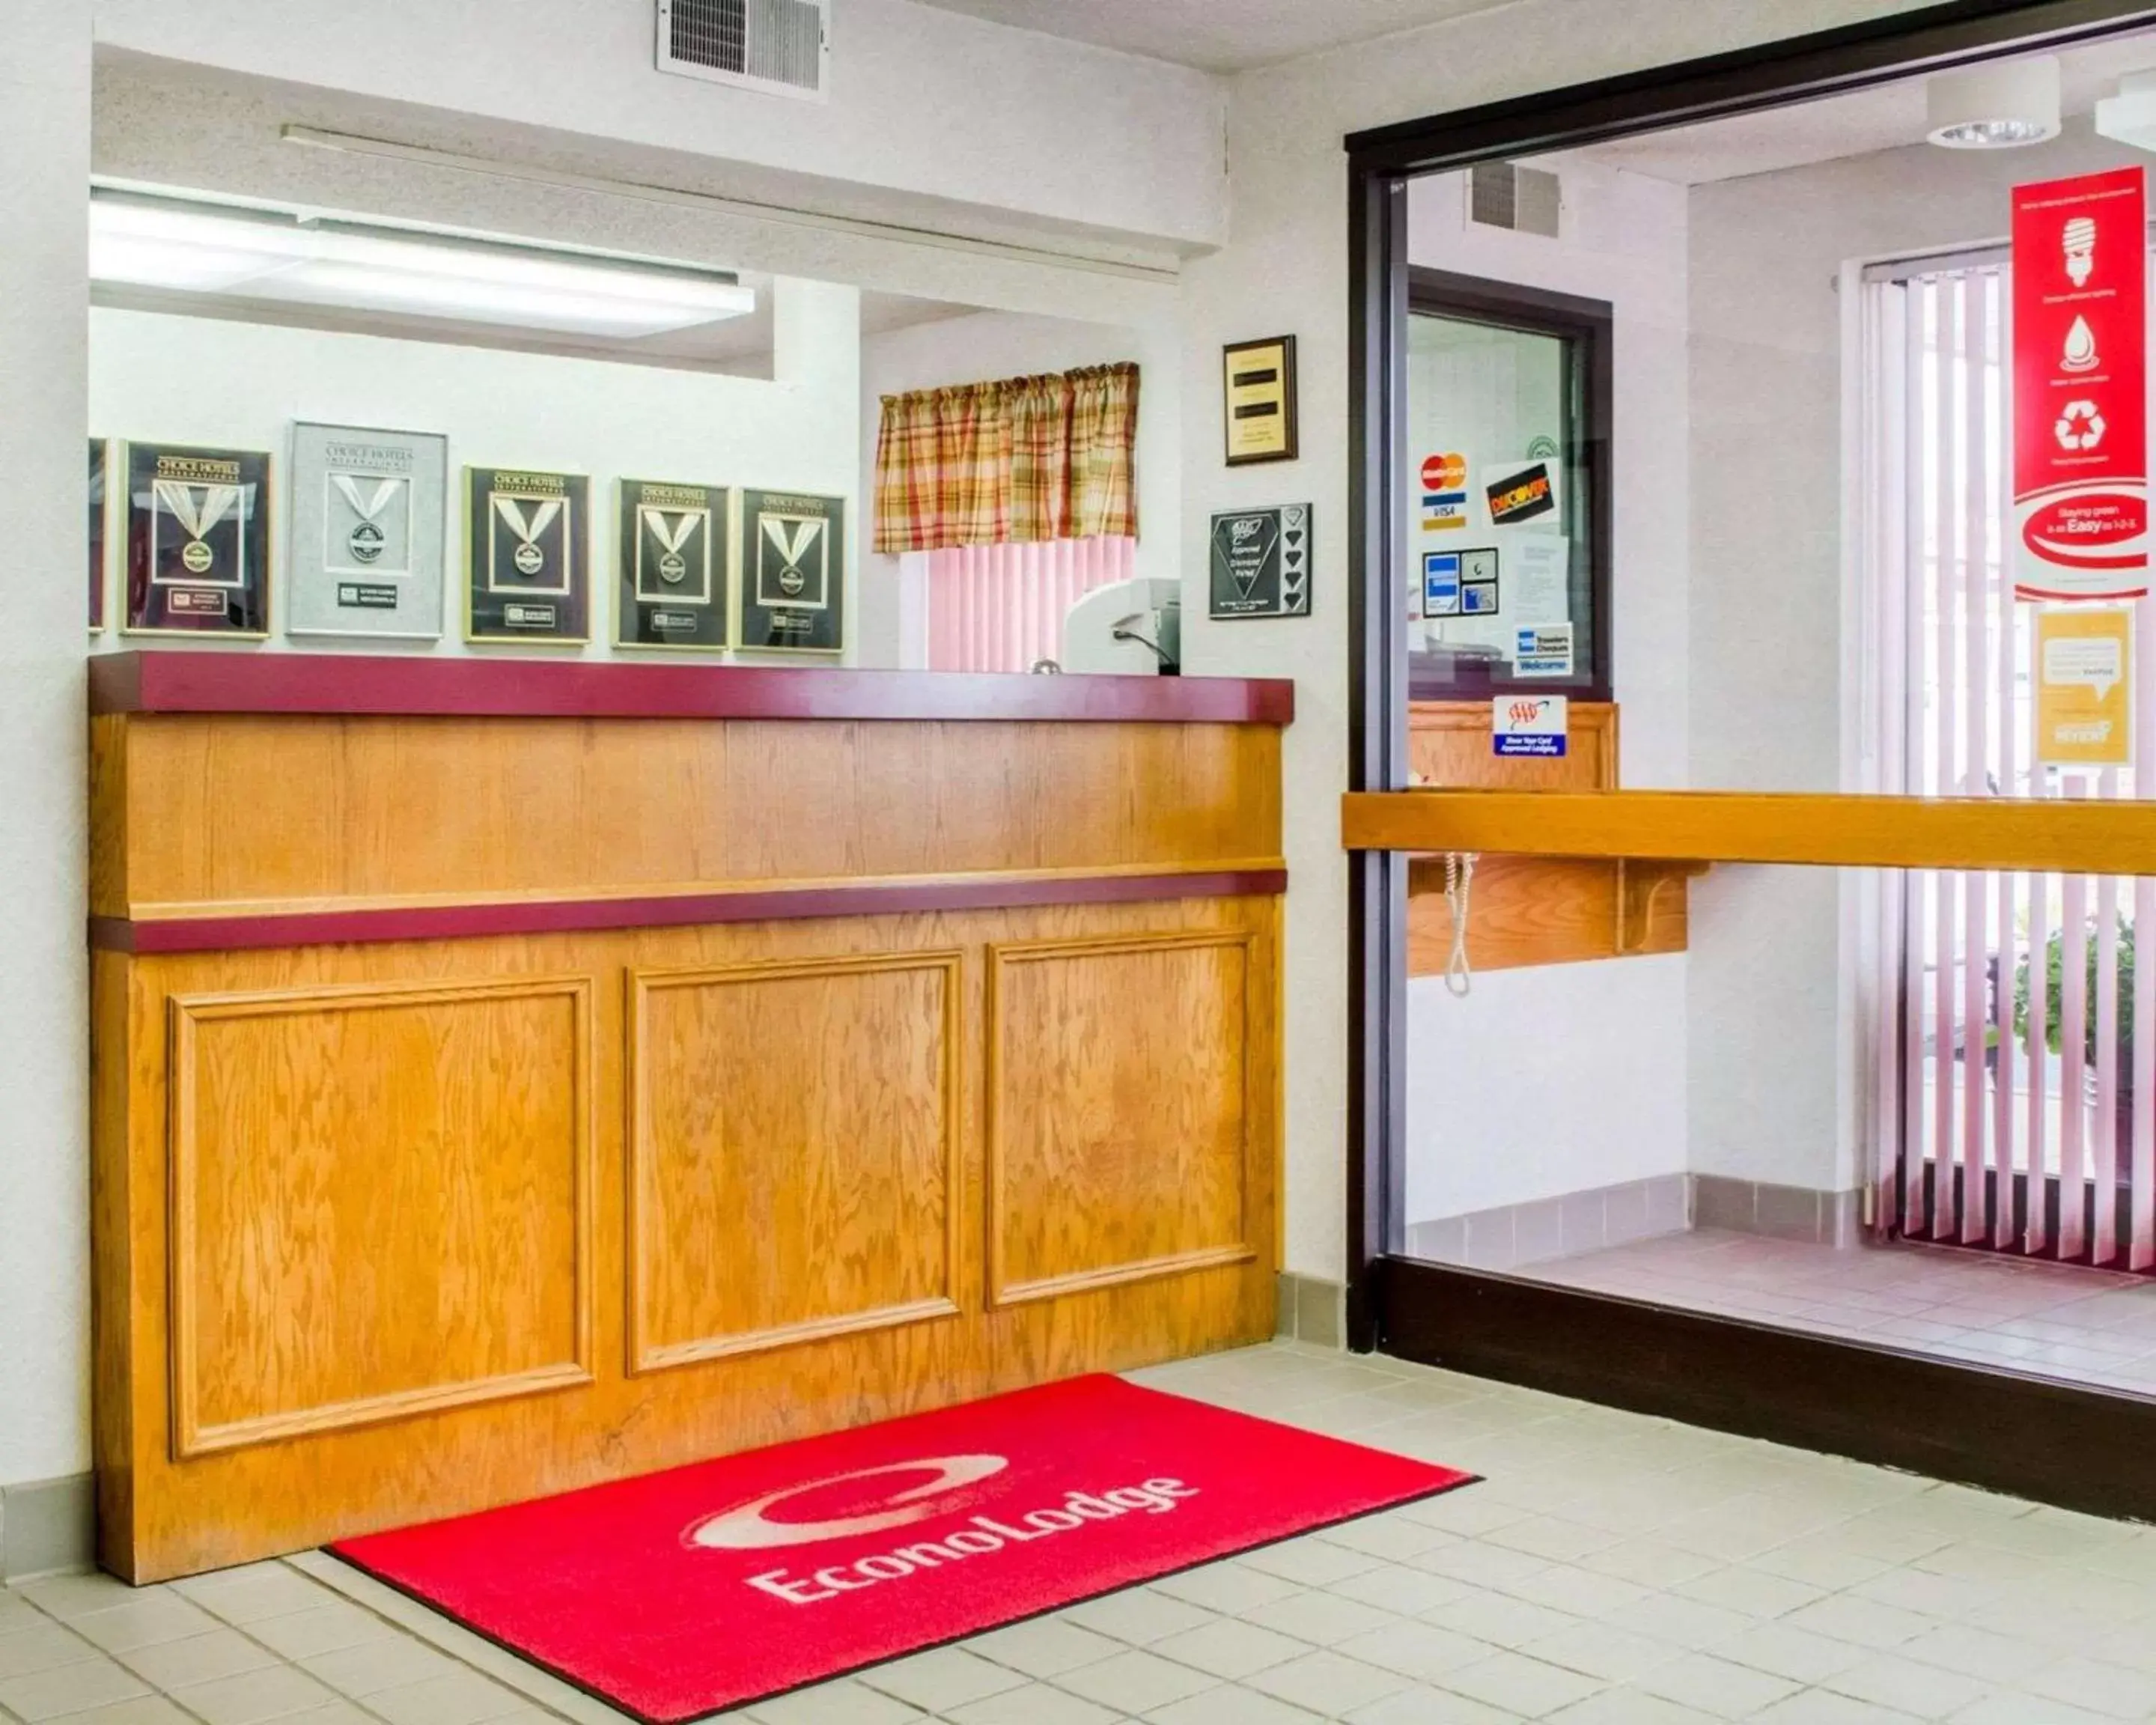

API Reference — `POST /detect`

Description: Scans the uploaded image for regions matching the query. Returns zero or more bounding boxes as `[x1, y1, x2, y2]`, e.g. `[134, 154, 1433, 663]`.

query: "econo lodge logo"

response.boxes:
[685, 1453, 1203, 1605]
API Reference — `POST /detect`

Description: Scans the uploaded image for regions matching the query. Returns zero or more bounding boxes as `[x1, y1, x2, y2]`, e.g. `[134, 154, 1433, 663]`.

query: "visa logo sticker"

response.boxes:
[1422, 490, 1469, 532]
[1493, 695, 1568, 757]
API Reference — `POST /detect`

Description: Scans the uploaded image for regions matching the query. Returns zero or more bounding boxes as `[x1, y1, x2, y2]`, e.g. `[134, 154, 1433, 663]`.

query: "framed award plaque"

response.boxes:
[288, 422, 448, 640]
[121, 441, 272, 637]
[735, 490, 845, 655]
[89, 439, 110, 633]
[464, 466, 589, 645]
[1222, 335, 1299, 466]
[615, 478, 731, 651]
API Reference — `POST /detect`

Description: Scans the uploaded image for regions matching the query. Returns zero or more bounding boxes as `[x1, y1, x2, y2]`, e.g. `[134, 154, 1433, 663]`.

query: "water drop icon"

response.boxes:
[2062, 314, 2099, 374]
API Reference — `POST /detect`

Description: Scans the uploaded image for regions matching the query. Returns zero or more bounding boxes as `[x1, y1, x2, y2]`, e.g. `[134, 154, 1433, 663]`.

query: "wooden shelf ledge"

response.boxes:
[1346, 788, 2156, 878]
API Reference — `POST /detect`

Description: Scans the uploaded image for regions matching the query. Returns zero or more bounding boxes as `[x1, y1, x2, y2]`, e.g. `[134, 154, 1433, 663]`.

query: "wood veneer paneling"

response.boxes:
[97, 716, 1283, 918]
[1405, 854, 1690, 973]
[167, 977, 595, 1457]
[1408, 700, 1616, 792]
[627, 952, 964, 1372]
[96, 898, 1279, 1582]
[987, 931, 1261, 1306]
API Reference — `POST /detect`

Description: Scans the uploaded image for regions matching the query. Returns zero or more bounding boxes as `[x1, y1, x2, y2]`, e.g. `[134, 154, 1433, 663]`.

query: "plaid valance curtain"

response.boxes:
[873, 362, 1138, 554]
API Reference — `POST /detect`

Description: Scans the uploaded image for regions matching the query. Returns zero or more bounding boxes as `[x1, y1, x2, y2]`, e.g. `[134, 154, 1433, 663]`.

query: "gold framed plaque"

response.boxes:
[463, 465, 591, 645]
[1222, 335, 1298, 466]
[615, 478, 732, 651]
[120, 441, 273, 638]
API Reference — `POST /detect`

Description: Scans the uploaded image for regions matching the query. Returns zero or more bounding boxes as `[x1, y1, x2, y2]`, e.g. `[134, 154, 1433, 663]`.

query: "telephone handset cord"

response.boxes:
[1443, 851, 1478, 997]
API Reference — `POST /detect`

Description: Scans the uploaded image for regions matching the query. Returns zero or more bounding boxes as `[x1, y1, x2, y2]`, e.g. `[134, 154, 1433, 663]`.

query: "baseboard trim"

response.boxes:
[1406, 1173, 1690, 1272]
[1693, 1174, 1863, 1246]
[1, 1473, 95, 1581]
[1274, 1272, 1345, 1348]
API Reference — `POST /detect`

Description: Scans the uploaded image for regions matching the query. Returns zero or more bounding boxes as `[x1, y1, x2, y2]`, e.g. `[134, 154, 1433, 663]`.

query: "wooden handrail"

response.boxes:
[1342, 789, 2156, 877]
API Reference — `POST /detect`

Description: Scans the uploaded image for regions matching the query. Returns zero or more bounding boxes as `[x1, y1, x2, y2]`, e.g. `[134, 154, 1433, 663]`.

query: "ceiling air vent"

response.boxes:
[1469, 161, 1561, 238]
[657, 0, 829, 101]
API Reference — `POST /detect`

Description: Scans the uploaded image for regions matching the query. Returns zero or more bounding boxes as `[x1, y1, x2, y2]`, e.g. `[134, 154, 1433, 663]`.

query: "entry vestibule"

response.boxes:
[1350, 0, 2156, 1518]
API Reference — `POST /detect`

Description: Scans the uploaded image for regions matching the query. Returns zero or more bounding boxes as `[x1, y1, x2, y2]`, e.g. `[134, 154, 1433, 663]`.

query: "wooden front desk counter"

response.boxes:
[88, 654, 1291, 1581]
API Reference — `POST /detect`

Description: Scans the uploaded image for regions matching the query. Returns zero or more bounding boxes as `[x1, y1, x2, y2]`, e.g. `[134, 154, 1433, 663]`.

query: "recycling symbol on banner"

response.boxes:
[2056, 398, 2107, 452]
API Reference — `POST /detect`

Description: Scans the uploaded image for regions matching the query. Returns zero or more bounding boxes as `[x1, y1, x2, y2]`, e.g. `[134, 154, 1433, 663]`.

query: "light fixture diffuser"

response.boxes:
[1926, 56, 2062, 149]
[88, 195, 755, 338]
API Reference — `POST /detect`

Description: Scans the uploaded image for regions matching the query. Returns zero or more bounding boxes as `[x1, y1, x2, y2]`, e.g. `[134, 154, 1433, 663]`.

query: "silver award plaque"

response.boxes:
[287, 422, 448, 639]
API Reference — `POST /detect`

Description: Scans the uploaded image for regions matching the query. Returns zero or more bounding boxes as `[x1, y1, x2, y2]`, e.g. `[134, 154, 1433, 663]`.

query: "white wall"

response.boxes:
[1407, 957, 1688, 1217]
[0, 0, 92, 1494]
[1395, 159, 1691, 1223]
[854, 310, 1180, 667]
[89, 0, 1227, 255]
[1176, 0, 1936, 1277]
[1685, 120, 2130, 1193]
[88, 283, 860, 662]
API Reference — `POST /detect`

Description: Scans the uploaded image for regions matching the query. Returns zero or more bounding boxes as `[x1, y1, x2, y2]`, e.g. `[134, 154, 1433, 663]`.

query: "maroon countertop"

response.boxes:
[89, 652, 1294, 725]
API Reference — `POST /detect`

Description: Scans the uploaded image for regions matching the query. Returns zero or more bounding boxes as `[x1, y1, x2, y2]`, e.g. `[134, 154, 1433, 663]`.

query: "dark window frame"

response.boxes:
[1405, 267, 1614, 705]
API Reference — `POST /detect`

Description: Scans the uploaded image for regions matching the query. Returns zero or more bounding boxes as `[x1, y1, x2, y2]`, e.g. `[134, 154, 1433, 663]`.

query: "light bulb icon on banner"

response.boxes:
[2064, 214, 2098, 286]
[2063, 314, 2099, 373]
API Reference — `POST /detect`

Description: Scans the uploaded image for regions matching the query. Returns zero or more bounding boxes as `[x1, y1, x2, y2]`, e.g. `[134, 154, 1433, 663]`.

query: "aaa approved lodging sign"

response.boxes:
[2012, 166, 2149, 602]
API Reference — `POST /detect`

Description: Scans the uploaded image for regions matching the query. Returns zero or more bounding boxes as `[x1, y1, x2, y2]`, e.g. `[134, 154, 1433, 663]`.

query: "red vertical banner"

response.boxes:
[2014, 167, 2149, 602]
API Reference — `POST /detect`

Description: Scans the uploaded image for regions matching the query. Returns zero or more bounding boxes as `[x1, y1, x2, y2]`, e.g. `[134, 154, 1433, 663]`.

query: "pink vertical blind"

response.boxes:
[925, 535, 1135, 675]
[1868, 259, 2155, 1268]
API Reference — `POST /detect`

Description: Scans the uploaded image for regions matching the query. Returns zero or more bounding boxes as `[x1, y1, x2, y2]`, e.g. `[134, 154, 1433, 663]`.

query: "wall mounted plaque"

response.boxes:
[736, 490, 844, 655]
[1209, 503, 1312, 619]
[288, 423, 448, 640]
[1222, 335, 1299, 466]
[464, 466, 589, 645]
[89, 439, 109, 633]
[121, 441, 272, 638]
[617, 478, 731, 651]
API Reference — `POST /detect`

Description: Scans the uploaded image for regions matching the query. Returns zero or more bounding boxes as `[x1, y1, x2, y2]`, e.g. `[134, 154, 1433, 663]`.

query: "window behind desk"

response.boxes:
[1405, 270, 1611, 703]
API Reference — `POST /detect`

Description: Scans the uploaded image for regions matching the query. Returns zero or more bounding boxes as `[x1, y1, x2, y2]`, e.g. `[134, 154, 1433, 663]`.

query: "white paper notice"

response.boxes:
[1508, 535, 1570, 627]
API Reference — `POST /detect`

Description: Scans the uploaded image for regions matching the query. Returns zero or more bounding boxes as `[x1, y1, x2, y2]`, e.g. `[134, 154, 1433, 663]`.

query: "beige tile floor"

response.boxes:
[7, 1341, 2156, 1725]
[1530, 1229, 2156, 1396]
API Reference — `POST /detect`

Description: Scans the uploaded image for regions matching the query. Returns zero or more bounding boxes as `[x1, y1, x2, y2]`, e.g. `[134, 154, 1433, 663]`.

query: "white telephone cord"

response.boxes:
[1443, 851, 1478, 997]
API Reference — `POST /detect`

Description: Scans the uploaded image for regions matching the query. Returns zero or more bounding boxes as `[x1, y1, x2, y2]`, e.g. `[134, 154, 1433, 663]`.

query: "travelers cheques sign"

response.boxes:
[2012, 167, 2149, 602]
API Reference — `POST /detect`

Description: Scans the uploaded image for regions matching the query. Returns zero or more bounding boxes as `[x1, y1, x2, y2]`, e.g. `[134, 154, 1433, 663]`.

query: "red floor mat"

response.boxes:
[332, 1373, 1473, 1721]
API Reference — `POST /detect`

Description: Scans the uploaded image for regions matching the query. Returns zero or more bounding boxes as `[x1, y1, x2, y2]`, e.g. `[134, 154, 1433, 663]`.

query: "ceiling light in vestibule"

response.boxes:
[1926, 55, 2062, 149]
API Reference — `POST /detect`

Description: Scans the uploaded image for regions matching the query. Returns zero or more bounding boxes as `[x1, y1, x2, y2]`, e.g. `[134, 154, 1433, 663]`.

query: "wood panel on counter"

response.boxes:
[91, 656, 1288, 1581]
[1404, 701, 1695, 974]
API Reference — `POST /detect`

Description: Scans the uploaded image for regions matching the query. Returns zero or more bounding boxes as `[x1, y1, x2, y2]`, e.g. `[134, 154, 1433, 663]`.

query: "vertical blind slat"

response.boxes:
[923, 536, 1136, 674]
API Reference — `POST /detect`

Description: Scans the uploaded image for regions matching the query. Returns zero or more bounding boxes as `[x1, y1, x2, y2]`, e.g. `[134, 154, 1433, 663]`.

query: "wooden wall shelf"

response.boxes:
[1404, 702, 1693, 974]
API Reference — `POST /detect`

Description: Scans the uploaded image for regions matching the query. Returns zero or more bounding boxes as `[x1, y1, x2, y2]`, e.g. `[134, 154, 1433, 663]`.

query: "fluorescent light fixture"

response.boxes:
[2097, 69, 2156, 154]
[1926, 56, 2062, 148]
[88, 195, 755, 338]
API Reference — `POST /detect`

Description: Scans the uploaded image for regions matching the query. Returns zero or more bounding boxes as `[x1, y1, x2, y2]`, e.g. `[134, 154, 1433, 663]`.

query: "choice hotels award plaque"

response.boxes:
[736, 490, 844, 654]
[289, 423, 448, 640]
[465, 466, 590, 645]
[121, 441, 272, 637]
[616, 478, 731, 651]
